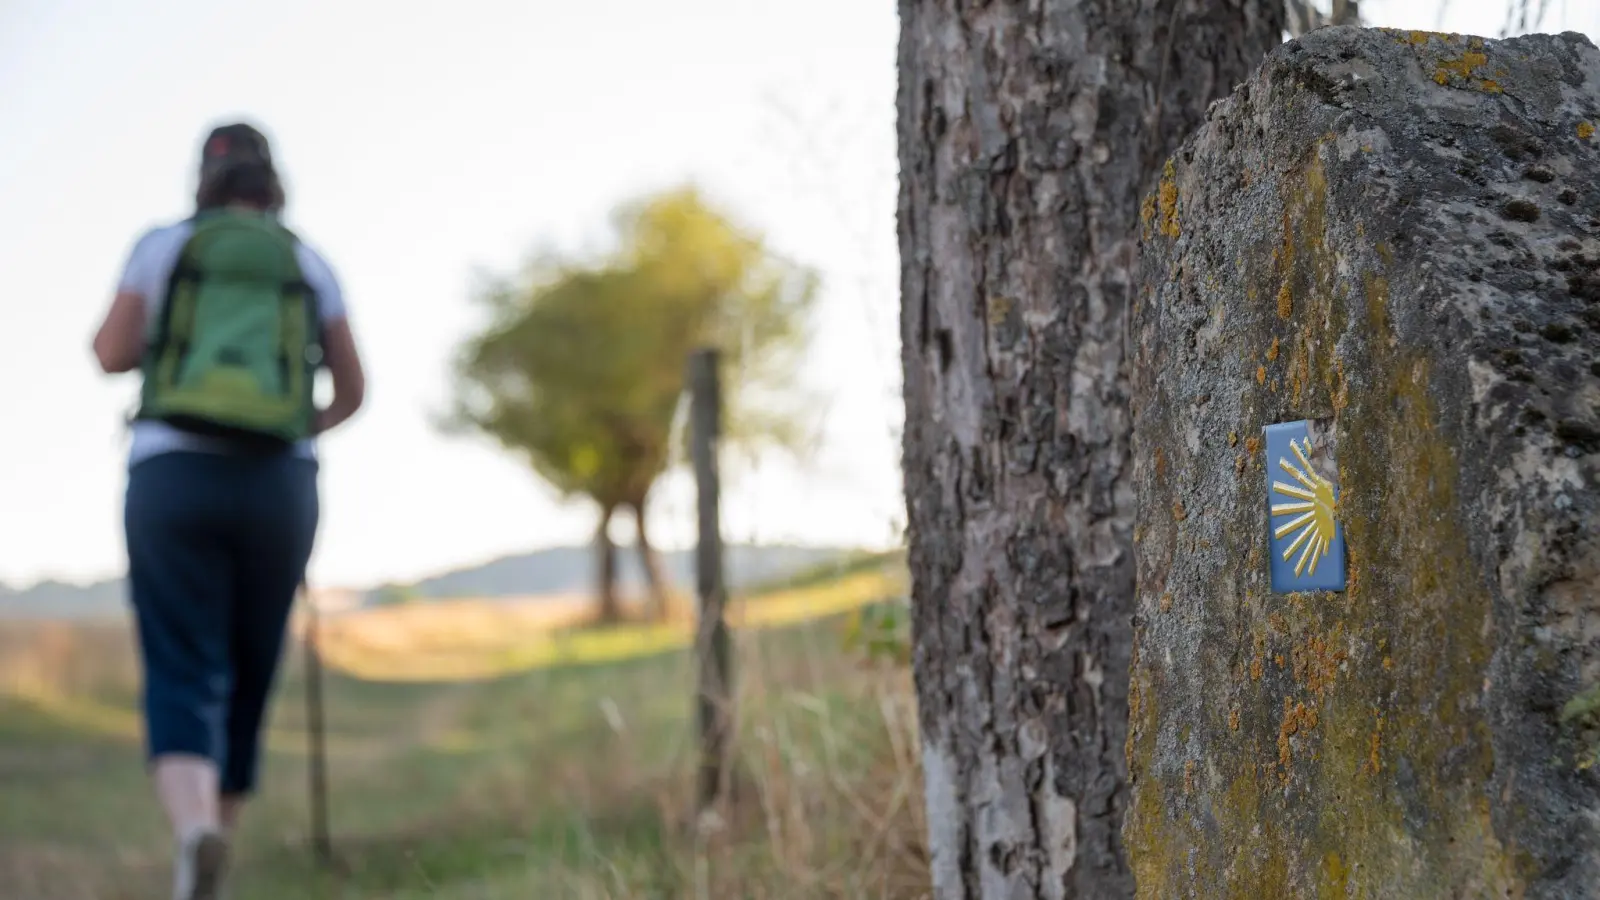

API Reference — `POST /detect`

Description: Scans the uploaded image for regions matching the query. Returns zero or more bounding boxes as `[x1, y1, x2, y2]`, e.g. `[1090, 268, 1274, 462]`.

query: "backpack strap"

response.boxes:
[146, 242, 204, 379]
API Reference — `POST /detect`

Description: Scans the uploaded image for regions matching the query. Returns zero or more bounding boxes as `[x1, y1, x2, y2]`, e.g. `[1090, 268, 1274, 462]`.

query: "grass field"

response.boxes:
[0, 562, 928, 899]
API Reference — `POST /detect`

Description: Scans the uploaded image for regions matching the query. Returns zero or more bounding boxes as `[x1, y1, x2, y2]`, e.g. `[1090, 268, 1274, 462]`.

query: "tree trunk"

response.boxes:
[630, 497, 671, 621]
[896, 2, 1283, 897]
[594, 503, 623, 624]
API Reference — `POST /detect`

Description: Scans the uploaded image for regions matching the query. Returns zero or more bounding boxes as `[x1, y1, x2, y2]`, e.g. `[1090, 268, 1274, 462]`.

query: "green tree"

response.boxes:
[370, 584, 422, 607]
[447, 187, 818, 622]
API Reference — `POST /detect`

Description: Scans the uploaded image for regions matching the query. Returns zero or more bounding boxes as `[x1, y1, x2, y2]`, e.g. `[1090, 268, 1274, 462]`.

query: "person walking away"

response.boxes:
[90, 121, 366, 900]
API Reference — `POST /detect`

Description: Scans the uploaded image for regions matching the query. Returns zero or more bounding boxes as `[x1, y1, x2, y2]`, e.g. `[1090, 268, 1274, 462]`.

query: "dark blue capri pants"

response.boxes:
[124, 450, 319, 796]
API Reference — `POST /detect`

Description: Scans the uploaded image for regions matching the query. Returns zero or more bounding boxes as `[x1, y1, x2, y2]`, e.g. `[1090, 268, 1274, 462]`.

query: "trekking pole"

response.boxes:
[301, 581, 334, 868]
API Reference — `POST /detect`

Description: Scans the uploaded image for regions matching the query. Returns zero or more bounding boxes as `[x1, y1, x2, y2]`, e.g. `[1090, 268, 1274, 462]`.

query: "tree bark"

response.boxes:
[630, 497, 671, 621]
[896, 2, 1282, 897]
[594, 503, 623, 624]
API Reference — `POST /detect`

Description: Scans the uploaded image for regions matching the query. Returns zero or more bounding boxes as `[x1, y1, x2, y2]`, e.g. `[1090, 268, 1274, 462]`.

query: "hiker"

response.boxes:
[90, 122, 366, 900]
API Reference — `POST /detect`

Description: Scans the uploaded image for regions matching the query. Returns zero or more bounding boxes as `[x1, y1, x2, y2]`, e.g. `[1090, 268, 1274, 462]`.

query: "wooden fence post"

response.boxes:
[301, 584, 334, 867]
[688, 348, 733, 812]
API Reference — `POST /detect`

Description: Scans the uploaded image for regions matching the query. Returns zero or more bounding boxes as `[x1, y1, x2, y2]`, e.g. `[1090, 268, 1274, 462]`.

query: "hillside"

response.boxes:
[0, 579, 127, 621]
[388, 544, 857, 599]
[0, 543, 863, 620]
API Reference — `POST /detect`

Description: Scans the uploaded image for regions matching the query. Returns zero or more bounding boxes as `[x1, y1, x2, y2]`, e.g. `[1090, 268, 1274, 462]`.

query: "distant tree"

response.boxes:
[370, 585, 421, 607]
[447, 187, 818, 623]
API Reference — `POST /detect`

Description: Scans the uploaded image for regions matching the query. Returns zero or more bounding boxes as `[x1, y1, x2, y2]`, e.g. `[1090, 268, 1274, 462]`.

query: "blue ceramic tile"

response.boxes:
[1264, 420, 1346, 594]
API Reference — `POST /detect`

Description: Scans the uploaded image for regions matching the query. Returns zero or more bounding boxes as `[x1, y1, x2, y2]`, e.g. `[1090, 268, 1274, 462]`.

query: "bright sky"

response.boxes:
[1, 0, 1593, 590]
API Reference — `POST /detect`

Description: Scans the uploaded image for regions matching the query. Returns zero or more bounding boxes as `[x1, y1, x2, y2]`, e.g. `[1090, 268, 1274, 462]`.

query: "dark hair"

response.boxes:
[195, 163, 286, 214]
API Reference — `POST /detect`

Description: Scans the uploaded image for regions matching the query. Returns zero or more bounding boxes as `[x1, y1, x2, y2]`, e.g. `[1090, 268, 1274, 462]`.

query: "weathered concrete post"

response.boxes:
[1128, 27, 1600, 899]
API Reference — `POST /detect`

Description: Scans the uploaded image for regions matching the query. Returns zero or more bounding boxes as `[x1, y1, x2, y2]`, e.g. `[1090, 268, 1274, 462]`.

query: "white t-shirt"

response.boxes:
[115, 218, 348, 467]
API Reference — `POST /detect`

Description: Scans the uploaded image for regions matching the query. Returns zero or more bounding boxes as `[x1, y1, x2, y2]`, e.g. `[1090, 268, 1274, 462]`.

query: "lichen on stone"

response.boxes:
[1562, 684, 1600, 771]
[1157, 158, 1182, 238]
[1128, 25, 1600, 900]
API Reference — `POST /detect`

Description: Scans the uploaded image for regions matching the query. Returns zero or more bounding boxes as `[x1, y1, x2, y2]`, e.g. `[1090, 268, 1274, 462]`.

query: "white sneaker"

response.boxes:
[172, 828, 230, 900]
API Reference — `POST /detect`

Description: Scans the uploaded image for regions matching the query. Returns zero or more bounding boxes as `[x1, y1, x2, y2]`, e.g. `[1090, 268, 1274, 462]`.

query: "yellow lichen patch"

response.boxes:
[1266, 337, 1280, 362]
[1363, 714, 1385, 776]
[1364, 273, 1391, 342]
[1228, 430, 1239, 447]
[1272, 202, 1297, 321]
[1245, 435, 1261, 456]
[1160, 592, 1173, 613]
[986, 295, 1013, 326]
[1275, 653, 1286, 669]
[1277, 698, 1320, 783]
[1256, 365, 1266, 385]
[1390, 28, 1458, 47]
[1229, 706, 1241, 731]
[1580, 121, 1596, 140]
[1157, 158, 1181, 238]
[1292, 628, 1349, 697]
[1343, 541, 1360, 597]
[1292, 337, 1313, 407]
[1432, 51, 1501, 92]
[1443, 51, 1488, 77]
[1321, 852, 1352, 900]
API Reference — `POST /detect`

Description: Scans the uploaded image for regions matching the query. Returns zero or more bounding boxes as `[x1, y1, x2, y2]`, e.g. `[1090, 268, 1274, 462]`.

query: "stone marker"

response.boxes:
[1127, 26, 1600, 900]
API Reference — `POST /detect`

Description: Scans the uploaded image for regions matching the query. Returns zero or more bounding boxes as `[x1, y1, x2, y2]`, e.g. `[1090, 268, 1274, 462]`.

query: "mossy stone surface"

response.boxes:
[1128, 26, 1600, 900]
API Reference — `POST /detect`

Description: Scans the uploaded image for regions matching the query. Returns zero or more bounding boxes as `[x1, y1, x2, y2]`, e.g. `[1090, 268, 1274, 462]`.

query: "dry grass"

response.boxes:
[0, 575, 927, 899]
[314, 569, 904, 683]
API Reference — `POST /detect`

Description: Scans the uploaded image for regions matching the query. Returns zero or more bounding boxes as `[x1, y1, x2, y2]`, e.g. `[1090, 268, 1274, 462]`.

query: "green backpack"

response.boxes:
[137, 210, 321, 448]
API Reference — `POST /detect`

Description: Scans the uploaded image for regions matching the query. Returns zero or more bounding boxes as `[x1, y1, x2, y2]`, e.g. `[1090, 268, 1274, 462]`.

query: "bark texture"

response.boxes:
[897, 2, 1283, 897]
[1127, 27, 1600, 899]
[594, 505, 622, 623]
[630, 500, 671, 621]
